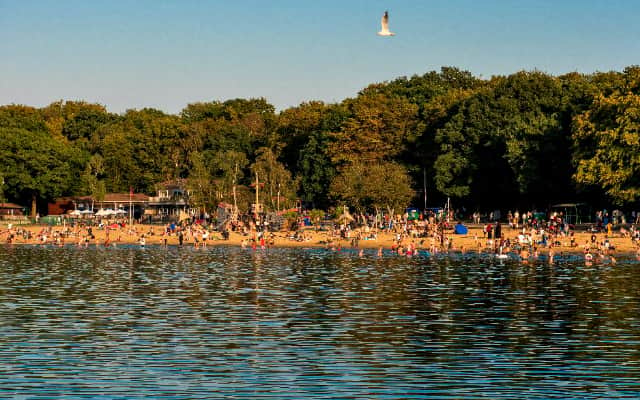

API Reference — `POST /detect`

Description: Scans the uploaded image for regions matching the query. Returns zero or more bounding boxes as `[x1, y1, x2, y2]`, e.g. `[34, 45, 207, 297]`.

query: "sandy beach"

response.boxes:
[3, 222, 639, 259]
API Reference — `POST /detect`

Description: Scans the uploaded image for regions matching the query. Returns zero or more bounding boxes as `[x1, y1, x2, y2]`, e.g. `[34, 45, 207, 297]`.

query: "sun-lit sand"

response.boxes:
[3, 222, 639, 257]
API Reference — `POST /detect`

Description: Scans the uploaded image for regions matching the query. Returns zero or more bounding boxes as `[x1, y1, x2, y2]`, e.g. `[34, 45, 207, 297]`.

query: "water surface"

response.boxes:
[1, 245, 639, 398]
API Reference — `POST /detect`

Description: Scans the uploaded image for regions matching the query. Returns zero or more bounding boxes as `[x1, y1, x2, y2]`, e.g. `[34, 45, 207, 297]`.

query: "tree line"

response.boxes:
[0, 66, 639, 217]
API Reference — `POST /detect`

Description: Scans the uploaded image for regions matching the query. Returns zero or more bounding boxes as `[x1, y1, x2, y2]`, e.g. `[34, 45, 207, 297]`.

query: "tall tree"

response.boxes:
[0, 127, 85, 215]
[297, 131, 335, 209]
[328, 93, 418, 165]
[208, 149, 249, 203]
[573, 93, 640, 205]
[250, 147, 298, 211]
[277, 101, 346, 208]
[97, 109, 185, 193]
[186, 152, 215, 213]
[0, 104, 47, 132]
[80, 154, 107, 204]
[434, 72, 571, 208]
[329, 161, 413, 214]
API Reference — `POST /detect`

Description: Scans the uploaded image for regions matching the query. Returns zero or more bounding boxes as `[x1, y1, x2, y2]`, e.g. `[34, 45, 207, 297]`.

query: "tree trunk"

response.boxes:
[31, 193, 37, 218]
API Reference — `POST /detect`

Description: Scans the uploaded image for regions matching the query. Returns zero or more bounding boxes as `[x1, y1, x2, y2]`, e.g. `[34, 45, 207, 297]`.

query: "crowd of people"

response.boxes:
[2, 207, 640, 263]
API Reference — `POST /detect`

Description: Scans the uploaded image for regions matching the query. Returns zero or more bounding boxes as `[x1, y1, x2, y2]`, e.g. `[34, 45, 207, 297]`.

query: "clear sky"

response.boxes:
[1, 0, 639, 114]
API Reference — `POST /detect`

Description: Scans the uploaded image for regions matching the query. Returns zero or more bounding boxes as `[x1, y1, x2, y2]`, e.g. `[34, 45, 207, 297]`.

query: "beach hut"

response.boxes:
[0, 203, 25, 217]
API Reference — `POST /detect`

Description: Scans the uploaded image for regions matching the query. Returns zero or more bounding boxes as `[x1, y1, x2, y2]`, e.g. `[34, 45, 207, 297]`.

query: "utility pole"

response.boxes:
[232, 162, 238, 222]
[254, 172, 259, 220]
[423, 168, 427, 210]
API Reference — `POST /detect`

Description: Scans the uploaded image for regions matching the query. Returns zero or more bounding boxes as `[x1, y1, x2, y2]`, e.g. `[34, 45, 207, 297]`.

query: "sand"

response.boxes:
[2, 222, 639, 258]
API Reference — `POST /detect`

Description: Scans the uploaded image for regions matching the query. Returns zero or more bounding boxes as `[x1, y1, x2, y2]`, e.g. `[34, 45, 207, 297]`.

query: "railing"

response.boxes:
[148, 196, 188, 205]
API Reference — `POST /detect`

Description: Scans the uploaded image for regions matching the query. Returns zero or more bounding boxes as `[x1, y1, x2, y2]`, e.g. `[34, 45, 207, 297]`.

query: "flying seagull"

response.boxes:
[377, 11, 395, 36]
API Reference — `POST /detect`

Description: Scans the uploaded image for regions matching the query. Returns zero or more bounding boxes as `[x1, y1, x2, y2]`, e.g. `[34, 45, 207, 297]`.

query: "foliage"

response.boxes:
[306, 209, 325, 222]
[573, 93, 640, 204]
[0, 105, 48, 132]
[186, 152, 216, 212]
[328, 93, 419, 165]
[2, 66, 640, 214]
[0, 127, 85, 215]
[0, 171, 5, 203]
[80, 154, 107, 201]
[432, 72, 575, 207]
[329, 161, 413, 213]
[250, 147, 299, 211]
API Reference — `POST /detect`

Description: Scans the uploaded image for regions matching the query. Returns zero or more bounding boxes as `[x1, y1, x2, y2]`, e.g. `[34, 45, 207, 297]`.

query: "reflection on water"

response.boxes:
[0, 245, 639, 398]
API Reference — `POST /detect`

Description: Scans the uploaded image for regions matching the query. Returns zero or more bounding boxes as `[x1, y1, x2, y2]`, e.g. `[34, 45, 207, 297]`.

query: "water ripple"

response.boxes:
[0, 245, 639, 398]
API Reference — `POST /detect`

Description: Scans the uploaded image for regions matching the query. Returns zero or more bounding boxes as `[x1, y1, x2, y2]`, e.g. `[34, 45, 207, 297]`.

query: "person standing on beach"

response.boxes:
[202, 229, 208, 248]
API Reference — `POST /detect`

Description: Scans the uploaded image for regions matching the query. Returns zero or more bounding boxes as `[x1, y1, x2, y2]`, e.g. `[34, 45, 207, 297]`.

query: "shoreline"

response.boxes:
[2, 223, 639, 259]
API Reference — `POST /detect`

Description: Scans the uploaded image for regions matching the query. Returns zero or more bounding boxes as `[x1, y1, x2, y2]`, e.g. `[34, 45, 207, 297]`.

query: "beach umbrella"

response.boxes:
[336, 212, 354, 223]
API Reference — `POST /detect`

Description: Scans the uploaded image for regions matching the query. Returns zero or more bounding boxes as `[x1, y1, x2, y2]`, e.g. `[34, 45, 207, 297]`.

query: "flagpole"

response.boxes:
[129, 187, 133, 226]
[423, 168, 427, 210]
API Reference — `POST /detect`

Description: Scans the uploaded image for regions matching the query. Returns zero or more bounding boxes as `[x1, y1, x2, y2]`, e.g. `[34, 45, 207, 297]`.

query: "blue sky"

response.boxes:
[1, 0, 638, 114]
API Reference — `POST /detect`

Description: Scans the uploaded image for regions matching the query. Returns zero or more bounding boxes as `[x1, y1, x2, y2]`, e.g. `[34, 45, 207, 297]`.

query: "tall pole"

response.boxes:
[446, 197, 451, 223]
[423, 168, 427, 210]
[232, 162, 238, 222]
[254, 172, 259, 220]
[129, 186, 133, 226]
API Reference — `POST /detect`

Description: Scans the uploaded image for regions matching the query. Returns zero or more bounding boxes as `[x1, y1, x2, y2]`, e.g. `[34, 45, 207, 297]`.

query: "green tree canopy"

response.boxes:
[330, 161, 413, 214]
[2, 65, 640, 215]
[573, 93, 640, 205]
[328, 93, 419, 165]
[0, 127, 85, 215]
[250, 147, 298, 211]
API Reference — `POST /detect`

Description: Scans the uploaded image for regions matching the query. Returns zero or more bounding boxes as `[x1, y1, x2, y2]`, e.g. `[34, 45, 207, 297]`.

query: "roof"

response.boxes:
[156, 179, 188, 190]
[53, 196, 93, 203]
[0, 203, 24, 209]
[101, 193, 150, 202]
[551, 203, 587, 208]
[53, 194, 149, 204]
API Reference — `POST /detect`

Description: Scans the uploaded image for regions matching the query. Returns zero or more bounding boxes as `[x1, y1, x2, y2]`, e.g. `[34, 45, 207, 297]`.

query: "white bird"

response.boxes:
[377, 10, 395, 36]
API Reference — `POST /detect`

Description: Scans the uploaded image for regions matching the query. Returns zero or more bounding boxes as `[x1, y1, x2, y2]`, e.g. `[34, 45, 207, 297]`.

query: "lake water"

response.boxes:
[1, 245, 639, 399]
